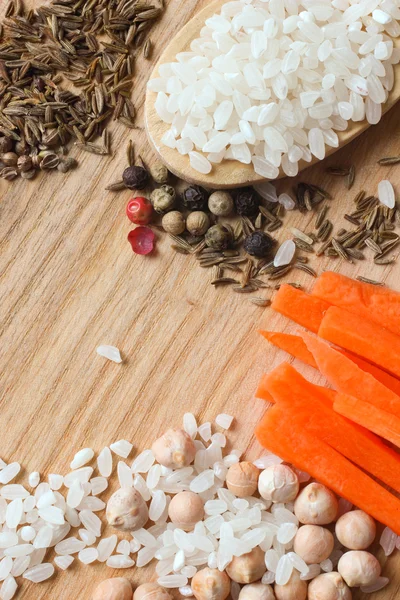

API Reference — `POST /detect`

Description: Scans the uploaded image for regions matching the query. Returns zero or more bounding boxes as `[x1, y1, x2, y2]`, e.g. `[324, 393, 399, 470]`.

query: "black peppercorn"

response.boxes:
[244, 231, 275, 257]
[123, 165, 149, 190]
[182, 185, 209, 211]
[234, 188, 259, 216]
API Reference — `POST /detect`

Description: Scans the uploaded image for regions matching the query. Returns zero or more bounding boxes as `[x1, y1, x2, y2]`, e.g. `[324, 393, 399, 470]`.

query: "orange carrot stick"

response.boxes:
[334, 394, 400, 449]
[312, 271, 400, 337]
[264, 363, 400, 494]
[319, 306, 400, 380]
[271, 285, 331, 333]
[303, 333, 400, 418]
[256, 370, 336, 407]
[259, 331, 317, 367]
[256, 405, 400, 535]
[260, 330, 400, 396]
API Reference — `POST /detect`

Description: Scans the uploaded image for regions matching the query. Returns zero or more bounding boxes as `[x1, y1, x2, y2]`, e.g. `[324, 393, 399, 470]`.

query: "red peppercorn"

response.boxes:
[128, 227, 155, 255]
[126, 196, 153, 225]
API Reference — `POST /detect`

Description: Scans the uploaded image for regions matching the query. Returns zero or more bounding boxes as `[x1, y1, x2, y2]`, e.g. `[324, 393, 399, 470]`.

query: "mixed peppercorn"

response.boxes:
[121, 160, 281, 262]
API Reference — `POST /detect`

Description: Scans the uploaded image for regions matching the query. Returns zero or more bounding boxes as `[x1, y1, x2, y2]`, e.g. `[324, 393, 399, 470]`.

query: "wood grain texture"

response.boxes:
[0, 1, 399, 599]
[145, 0, 400, 188]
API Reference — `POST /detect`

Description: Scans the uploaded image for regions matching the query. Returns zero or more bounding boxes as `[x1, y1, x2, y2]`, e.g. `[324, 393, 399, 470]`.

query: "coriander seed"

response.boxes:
[17, 155, 33, 173]
[123, 165, 149, 190]
[162, 211, 186, 235]
[1, 152, 18, 167]
[0, 138, 12, 154]
[151, 185, 176, 214]
[205, 224, 232, 251]
[186, 211, 210, 236]
[208, 191, 234, 217]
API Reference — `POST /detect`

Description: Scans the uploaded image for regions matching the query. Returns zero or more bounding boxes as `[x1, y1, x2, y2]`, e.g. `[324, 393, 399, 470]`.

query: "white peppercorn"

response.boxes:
[208, 191, 234, 217]
[186, 211, 210, 236]
[162, 211, 186, 235]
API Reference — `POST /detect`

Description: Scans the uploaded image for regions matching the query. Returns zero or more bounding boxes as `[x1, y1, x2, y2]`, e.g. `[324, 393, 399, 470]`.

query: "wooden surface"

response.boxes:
[145, 0, 400, 188]
[0, 1, 400, 599]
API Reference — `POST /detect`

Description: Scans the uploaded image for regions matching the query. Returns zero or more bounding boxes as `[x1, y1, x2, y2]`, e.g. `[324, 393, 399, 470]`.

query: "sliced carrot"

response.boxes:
[259, 331, 317, 367]
[260, 330, 400, 396]
[312, 271, 400, 337]
[302, 333, 400, 418]
[271, 285, 331, 333]
[255, 375, 274, 404]
[256, 369, 336, 407]
[255, 405, 400, 535]
[319, 306, 400, 380]
[334, 394, 400, 449]
[264, 363, 400, 494]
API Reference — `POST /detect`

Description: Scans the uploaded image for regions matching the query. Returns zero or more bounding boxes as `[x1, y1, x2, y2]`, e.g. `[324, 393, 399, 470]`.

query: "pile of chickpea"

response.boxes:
[91, 428, 383, 600]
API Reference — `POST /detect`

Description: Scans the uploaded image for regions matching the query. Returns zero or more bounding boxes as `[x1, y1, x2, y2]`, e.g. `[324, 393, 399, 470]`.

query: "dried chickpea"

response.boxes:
[335, 510, 376, 550]
[238, 583, 276, 600]
[106, 488, 148, 532]
[293, 525, 334, 564]
[308, 572, 352, 600]
[338, 551, 381, 587]
[151, 428, 196, 469]
[168, 491, 204, 531]
[92, 578, 132, 600]
[133, 583, 173, 600]
[274, 571, 307, 600]
[191, 567, 231, 600]
[226, 546, 265, 584]
[294, 483, 338, 525]
[258, 465, 299, 504]
[226, 461, 260, 498]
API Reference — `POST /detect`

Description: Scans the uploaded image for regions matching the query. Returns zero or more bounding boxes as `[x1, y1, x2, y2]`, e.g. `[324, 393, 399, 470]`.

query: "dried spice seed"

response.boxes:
[378, 157, 400, 166]
[346, 248, 365, 260]
[232, 284, 257, 294]
[347, 165, 356, 190]
[364, 238, 382, 254]
[249, 297, 271, 307]
[211, 277, 239, 286]
[332, 239, 352, 262]
[315, 205, 328, 229]
[344, 215, 361, 226]
[268, 265, 293, 280]
[374, 256, 396, 265]
[294, 239, 315, 253]
[290, 228, 314, 245]
[293, 262, 317, 277]
[327, 166, 350, 176]
[356, 276, 385, 286]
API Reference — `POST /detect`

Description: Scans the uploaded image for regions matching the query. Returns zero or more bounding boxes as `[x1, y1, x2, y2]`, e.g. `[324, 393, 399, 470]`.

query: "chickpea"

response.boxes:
[293, 525, 334, 564]
[168, 491, 204, 531]
[106, 488, 148, 532]
[338, 551, 381, 587]
[151, 428, 196, 469]
[226, 547, 265, 584]
[274, 571, 307, 600]
[239, 583, 276, 600]
[335, 510, 376, 550]
[258, 465, 299, 504]
[294, 483, 338, 525]
[133, 583, 173, 600]
[226, 462, 260, 498]
[92, 578, 132, 600]
[308, 573, 352, 600]
[191, 567, 231, 600]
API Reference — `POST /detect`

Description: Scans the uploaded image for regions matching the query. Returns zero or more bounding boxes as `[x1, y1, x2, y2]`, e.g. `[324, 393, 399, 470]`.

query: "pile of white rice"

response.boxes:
[0, 413, 395, 599]
[149, 0, 400, 177]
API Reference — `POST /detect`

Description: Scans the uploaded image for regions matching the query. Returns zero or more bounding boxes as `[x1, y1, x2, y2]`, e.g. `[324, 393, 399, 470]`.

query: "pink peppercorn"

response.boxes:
[126, 197, 153, 225]
[128, 227, 155, 255]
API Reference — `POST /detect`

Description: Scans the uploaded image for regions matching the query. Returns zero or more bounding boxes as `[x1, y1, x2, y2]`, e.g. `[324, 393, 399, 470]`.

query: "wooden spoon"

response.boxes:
[145, 0, 400, 189]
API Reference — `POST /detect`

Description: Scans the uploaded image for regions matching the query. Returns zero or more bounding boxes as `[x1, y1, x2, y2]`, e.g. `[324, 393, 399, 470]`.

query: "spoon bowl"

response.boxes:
[145, 0, 400, 189]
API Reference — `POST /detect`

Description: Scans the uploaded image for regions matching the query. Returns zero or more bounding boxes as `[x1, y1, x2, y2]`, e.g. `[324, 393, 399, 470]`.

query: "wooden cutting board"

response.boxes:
[0, 1, 399, 598]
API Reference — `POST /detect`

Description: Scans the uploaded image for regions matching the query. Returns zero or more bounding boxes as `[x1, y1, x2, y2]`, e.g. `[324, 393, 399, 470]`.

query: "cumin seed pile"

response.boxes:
[0, 0, 164, 179]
